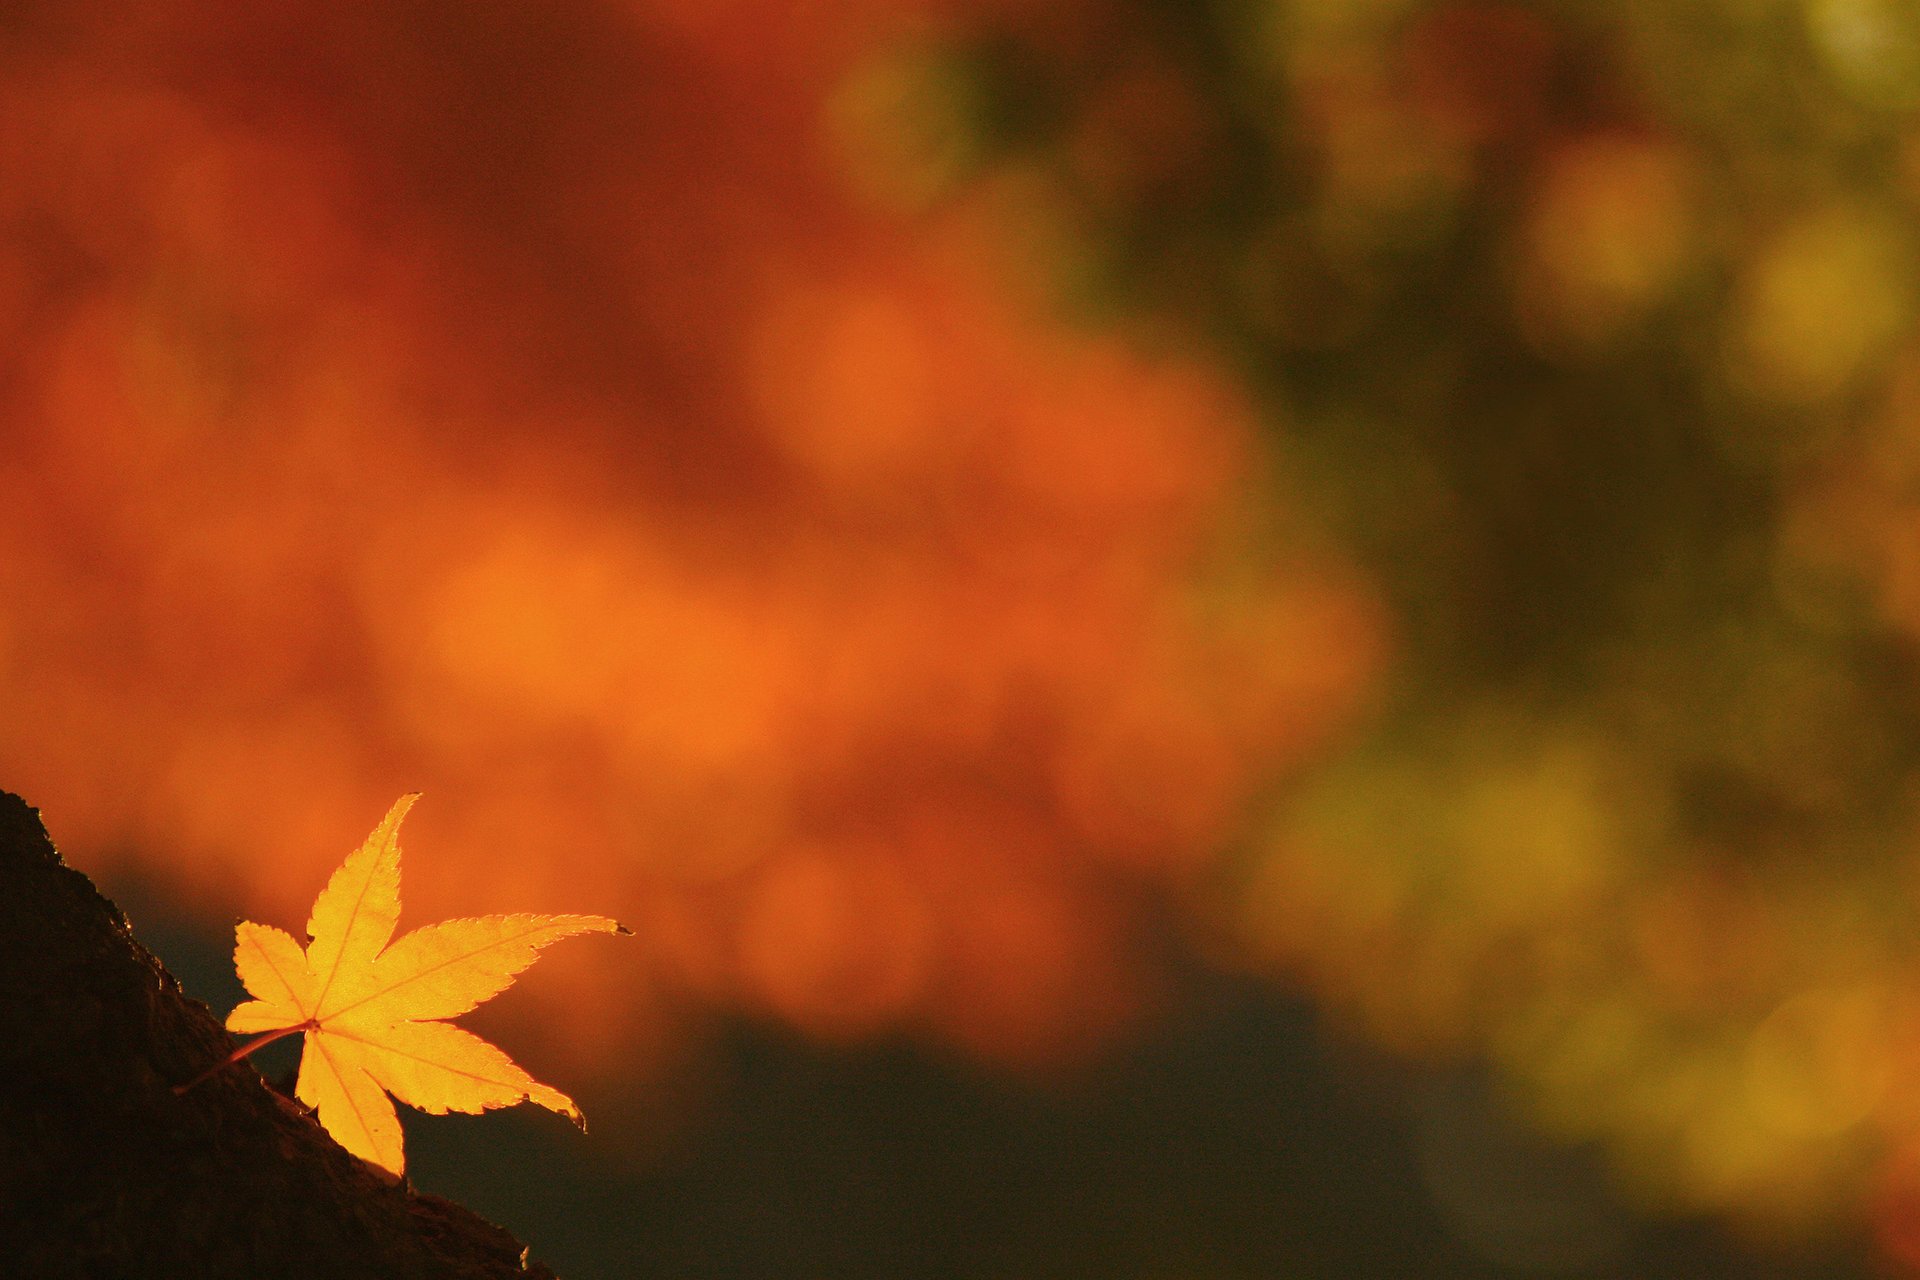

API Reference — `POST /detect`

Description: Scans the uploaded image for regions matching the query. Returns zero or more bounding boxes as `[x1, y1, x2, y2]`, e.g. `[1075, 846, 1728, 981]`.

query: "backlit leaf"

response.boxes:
[222, 795, 625, 1175]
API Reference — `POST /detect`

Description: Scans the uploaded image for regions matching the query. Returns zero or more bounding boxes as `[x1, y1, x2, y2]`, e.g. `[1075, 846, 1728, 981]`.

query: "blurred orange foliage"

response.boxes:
[0, 0, 1380, 1071]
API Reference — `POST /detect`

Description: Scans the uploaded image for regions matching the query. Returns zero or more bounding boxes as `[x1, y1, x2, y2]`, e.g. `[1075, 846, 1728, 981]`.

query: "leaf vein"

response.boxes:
[326, 1025, 526, 1089]
[240, 929, 303, 1014]
[321, 920, 582, 1022]
[310, 860, 383, 1018]
[311, 1036, 375, 1158]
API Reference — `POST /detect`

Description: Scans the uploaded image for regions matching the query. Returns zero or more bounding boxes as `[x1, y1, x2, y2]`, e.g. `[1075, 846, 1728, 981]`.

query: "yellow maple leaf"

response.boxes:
[215, 794, 626, 1175]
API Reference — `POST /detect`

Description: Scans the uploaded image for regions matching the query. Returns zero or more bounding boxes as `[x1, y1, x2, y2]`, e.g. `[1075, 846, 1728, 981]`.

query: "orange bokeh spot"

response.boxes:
[738, 846, 935, 1040]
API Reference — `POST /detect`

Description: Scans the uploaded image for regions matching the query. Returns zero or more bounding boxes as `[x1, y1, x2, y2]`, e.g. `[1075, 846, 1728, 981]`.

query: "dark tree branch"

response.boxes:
[0, 790, 559, 1279]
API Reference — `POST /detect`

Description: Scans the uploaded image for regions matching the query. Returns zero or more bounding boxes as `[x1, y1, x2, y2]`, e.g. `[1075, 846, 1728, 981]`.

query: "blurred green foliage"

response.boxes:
[858, 0, 1920, 1256]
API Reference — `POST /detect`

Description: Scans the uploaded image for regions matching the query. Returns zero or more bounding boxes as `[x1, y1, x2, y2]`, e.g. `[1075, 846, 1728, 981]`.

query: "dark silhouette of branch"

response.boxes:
[0, 790, 559, 1279]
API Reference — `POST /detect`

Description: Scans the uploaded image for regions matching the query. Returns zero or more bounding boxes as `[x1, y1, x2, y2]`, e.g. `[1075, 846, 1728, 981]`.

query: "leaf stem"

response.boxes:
[172, 1021, 314, 1095]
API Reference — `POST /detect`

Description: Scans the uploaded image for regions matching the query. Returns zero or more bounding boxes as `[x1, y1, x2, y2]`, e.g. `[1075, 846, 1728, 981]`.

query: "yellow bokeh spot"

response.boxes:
[1516, 134, 1696, 351]
[1732, 205, 1913, 405]
[1807, 0, 1920, 110]
[1743, 987, 1891, 1139]
[1453, 743, 1619, 927]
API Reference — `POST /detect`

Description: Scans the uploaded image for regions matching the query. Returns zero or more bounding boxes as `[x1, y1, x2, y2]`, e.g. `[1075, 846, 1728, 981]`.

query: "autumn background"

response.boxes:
[9, 0, 1920, 1275]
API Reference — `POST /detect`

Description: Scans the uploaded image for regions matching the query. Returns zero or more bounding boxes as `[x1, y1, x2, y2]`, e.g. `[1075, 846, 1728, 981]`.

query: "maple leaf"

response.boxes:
[212, 794, 626, 1176]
